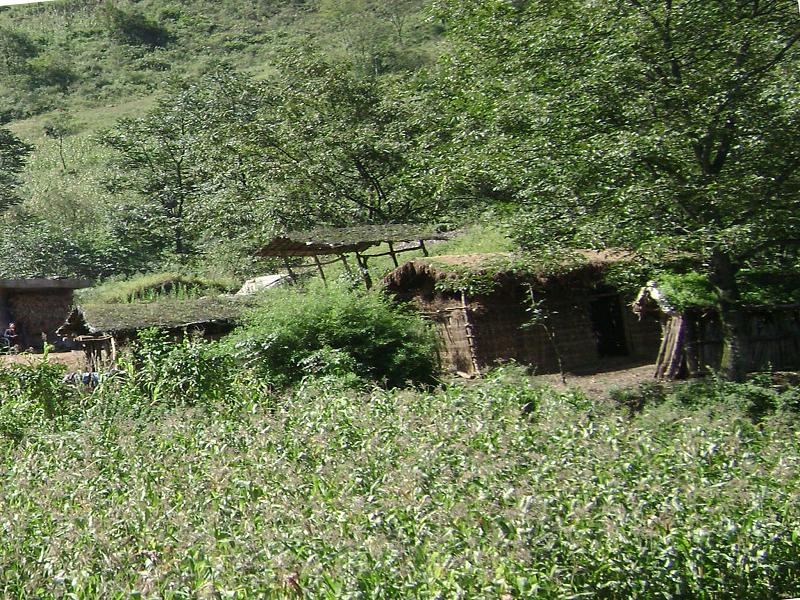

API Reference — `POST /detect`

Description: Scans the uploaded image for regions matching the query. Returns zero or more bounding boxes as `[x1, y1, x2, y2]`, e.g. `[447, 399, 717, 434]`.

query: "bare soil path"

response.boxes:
[0, 350, 85, 371]
[530, 358, 657, 398]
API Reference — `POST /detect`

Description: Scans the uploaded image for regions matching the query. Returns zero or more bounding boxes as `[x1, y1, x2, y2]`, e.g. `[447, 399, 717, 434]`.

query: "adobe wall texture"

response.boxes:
[7, 290, 75, 349]
[417, 283, 662, 376]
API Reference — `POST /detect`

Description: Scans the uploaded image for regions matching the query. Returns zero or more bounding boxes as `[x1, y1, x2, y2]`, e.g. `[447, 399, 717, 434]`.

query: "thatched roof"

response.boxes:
[383, 250, 632, 292]
[57, 296, 255, 338]
[0, 278, 92, 290]
[255, 224, 446, 257]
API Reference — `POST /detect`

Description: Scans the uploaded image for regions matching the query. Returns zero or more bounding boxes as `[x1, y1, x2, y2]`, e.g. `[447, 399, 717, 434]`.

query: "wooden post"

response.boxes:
[461, 291, 481, 376]
[110, 335, 117, 367]
[355, 252, 373, 290]
[283, 257, 297, 283]
[340, 254, 353, 276]
[387, 242, 399, 267]
[654, 315, 686, 379]
[313, 255, 327, 285]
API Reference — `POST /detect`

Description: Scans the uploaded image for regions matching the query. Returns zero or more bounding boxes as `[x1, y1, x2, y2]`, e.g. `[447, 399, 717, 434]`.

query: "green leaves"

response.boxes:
[0, 127, 32, 211]
[1, 368, 799, 596]
[224, 282, 439, 389]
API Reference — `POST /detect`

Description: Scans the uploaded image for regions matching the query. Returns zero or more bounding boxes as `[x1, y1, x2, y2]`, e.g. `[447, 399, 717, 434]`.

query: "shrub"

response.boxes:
[122, 328, 235, 407]
[225, 283, 439, 389]
[611, 373, 800, 421]
[0, 354, 76, 442]
[101, 4, 172, 47]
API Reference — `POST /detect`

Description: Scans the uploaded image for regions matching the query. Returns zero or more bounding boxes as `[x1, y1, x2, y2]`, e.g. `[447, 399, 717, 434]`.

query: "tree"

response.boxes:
[101, 87, 208, 257]
[431, 0, 800, 380]
[101, 3, 172, 47]
[0, 127, 32, 211]
[0, 26, 39, 75]
[315, 0, 428, 74]
[247, 55, 433, 224]
[43, 111, 80, 171]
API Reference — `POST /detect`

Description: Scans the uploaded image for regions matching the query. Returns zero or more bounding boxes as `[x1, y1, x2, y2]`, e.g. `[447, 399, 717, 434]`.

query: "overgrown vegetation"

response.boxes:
[0, 357, 797, 597]
[78, 272, 238, 304]
[648, 270, 800, 311]
[0, 1, 797, 596]
[224, 283, 439, 389]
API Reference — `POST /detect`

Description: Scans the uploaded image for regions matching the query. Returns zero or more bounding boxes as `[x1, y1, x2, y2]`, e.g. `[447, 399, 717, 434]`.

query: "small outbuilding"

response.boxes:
[0, 278, 92, 349]
[57, 296, 254, 370]
[634, 282, 800, 379]
[383, 253, 662, 377]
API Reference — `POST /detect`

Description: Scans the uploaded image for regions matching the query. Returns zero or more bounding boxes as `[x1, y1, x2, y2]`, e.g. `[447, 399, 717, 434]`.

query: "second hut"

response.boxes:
[384, 252, 662, 377]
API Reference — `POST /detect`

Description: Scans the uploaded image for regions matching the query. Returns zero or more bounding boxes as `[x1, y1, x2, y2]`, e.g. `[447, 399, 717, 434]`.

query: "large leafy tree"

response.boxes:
[245, 55, 433, 225]
[432, 0, 800, 379]
[100, 58, 438, 270]
[101, 86, 212, 257]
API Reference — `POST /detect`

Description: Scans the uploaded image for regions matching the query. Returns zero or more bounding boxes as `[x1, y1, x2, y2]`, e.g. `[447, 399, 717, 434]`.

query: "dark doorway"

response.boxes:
[589, 294, 629, 357]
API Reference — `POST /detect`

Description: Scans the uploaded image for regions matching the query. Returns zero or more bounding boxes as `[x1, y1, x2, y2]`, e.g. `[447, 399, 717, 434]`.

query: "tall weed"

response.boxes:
[0, 353, 77, 442]
[121, 328, 235, 408]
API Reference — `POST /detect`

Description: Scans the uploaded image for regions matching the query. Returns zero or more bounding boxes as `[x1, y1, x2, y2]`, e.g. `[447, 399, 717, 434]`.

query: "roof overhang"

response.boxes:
[0, 278, 93, 290]
[255, 225, 446, 258]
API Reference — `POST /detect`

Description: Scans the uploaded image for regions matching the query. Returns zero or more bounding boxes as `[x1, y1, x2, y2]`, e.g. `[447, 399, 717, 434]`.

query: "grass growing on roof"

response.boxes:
[78, 272, 238, 304]
[74, 295, 258, 335]
[272, 224, 520, 287]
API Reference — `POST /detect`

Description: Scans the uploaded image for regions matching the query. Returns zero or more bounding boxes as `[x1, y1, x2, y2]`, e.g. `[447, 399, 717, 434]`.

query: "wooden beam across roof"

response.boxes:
[254, 224, 446, 258]
[254, 224, 448, 289]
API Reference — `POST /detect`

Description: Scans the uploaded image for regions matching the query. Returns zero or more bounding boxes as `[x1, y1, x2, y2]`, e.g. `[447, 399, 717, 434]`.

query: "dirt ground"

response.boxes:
[0, 350, 86, 372]
[529, 358, 658, 397]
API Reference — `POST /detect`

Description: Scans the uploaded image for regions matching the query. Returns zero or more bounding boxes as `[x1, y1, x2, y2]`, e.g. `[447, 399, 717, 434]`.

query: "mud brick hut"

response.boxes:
[634, 283, 800, 379]
[57, 296, 254, 370]
[0, 278, 92, 349]
[383, 253, 662, 377]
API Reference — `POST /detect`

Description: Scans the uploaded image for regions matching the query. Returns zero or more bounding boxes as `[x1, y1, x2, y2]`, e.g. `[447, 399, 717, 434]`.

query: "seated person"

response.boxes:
[3, 322, 19, 349]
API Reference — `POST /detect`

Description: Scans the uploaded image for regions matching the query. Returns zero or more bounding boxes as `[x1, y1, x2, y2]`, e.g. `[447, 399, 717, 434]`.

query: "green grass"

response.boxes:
[77, 272, 239, 304]
[7, 96, 158, 142]
[0, 360, 797, 598]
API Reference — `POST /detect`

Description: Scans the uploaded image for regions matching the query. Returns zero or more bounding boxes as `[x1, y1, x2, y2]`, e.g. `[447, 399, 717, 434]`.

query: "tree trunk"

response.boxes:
[709, 250, 749, 381]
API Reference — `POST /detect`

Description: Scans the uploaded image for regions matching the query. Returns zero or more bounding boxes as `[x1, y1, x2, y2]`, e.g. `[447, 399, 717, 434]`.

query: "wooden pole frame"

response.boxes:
[354, 252, 373, 289]
[313, 255, 327, 285]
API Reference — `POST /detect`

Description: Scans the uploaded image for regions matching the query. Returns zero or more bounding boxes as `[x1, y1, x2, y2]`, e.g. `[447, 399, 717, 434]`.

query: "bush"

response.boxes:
[123, 328, 235, 407]
[611, 373, 800, 421]
[225, 283, 439, 389]
[0, 354, 76, 442]
[102, 4, 172, 47]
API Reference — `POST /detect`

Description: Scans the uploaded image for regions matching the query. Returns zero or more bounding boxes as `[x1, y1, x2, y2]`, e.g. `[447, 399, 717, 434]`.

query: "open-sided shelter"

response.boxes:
[634, 282, 800, 379]
[255, 225, 447, 288]
[383, 253, 662, 377]
[57, 296, 253, 370]
[0, 278, 92, 349]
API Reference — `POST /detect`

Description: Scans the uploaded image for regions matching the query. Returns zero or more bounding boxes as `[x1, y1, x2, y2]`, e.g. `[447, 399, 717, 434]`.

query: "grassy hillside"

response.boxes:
[0, 0, 438, 123]
[0, 0, 443, 282]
